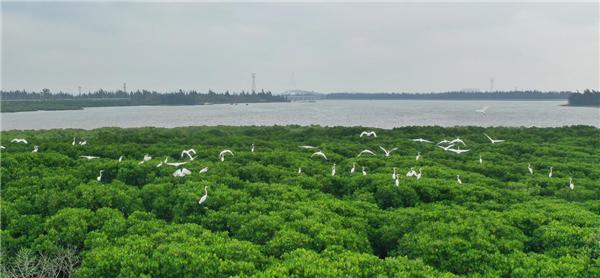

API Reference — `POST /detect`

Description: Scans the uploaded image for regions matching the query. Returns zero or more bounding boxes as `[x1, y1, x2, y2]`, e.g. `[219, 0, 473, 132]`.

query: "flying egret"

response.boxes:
[299, 145, 317, 149]
[362, 167, 367, 176]
[416, 152, 421, 161]
[416, 169, 423, 180]
[219, 150, 234, 162]
[32, 145, 39, 153]
[311, 151, 327, 160]
[331, 163, 336, 176]
[0, 146, 5, 150]
[379, 146, 398, 157]
[80, 155, 99, 160]
[166, 161, 188, 167]
[438, 144, 455, 151]
[406, 167, 416, 177]
[156, 157, 168, 167]
[97, 170, 103, 182]
[392, 167, 397, 180]
[199, 167, 209, 174]
[528, 163, 533, 175]
[411, 138, 432, 143]
[447, 147, 470, 154]
[360, 131, 377, 138]
[449, 137, 466, 146]
[569, 177, 574, 190]
[181, 149, 197, 160]
[476, 106, 489, 115]
[198, 186, 208, 205]
[548, 167, 553, 178]
[484, 133, 505, 144]
[251, 144, 255, 153]
[437, 139, 450, 145]
[350, 163, 356, 174]
[479, 155, 483, 164]
[139, 154, 152, 164]
[11, 138, 28, 144]
[457, 175, 462, 184]
[118, 156, 124, 162]
[357, 149, 376, 157]
[173, 168, 192, 177]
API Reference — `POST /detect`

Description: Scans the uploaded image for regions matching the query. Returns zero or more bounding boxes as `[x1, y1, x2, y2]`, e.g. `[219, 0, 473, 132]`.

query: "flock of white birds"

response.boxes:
[2, 111, 577, 206]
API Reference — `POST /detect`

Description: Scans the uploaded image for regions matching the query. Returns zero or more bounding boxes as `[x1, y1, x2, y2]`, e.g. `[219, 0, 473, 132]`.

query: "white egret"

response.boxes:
[379, 146, 398, 157]
[479, 155, 483, 164]
[299, 145, 317, 149]
[457, 175, 462, 184]
[139, 154, 152, 164]
[298, 167, 302, 174]
[548, 167, 553, 178]
[166, 161, 188, 167]
[406, 167, 416, 177]
[416, 152, 421, 161]
[437, 139, 450, 145]
[357, 149, 376, 157]
[331, 163, 336, 176]
[484, 133, 505, 144]
[181, 149, 197, 160]
[32, 145, 39, 153]
[80, 155, 99, 160]
[411, 138, 432, 143]
[78, 140, 87, 146]
[199, 167, 209, 174]
[311, 151, 327, 160]
[97, 170, 103, 182]
[476, 106, 489, 115]
[251, 143, 255, 153]
[416, 169, 423, 180]
[362, 167, 367, 176]
[438, 144, 455, 151]
[0, 146, 5, 150]
[118, 156, 124, 162]
[219, 150, 234, 162]
[198, 186, 208, 205]
[394, 176, 400, 187]
[360, 131, 377, 138]
[350, 163, 356, 174]
[72, 137, 76, 145]
[392, 167, 397, 180]
[173, 168, 192, 177]
[11, 138, 28, 144]
[569, 178, 574, 190]
[528, 163, 533, 175]
[448, 147, 470, 154]
[449, 137, 466, 146]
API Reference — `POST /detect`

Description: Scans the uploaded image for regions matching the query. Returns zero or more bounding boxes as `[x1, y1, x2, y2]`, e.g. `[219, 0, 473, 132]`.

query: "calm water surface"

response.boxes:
[1, 100, 598, 130]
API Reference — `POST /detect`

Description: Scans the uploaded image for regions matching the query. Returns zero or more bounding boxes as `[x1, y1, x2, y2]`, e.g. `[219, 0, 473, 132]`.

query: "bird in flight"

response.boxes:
[484, 133, 505, 144]
[447, 147, 470, 154]
[219, 150, 234, 162]
[139, 154, 152, 164]
[379, 146, 398, 157]
[11, 138, 28, 144]
[198, 186, 208, 205]
[80, 155, 99, 160]
[449, 137, 466, 146]
[406, 167, 416, 177]
[166, 161, 188, 167]
[299, 145, 317, 149]
[199, 167, 209, 174]
[311, 151, 327, 160]
[357, 149, 376, 157]
[0, 146, 5, 150]
[438, 144, 455, 151]
[476, 106, 489, 115]
[181, 149, 197, 160]
[360, 131, 377, 138]
[173, 168, 192, 177]
[411, 138, 432, 143]
[437, 139, 450, 145]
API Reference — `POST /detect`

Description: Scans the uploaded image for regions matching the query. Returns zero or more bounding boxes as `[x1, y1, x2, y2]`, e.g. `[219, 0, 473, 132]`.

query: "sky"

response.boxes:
[2, 2, 598, 93]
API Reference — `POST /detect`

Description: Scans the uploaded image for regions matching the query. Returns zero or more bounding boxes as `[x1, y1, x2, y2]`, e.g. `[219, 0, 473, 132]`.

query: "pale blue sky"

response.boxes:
[2, 2, 598, 93]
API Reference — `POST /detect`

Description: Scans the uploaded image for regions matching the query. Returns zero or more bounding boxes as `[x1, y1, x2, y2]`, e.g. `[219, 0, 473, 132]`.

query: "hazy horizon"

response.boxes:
[3, 2, 599, 93]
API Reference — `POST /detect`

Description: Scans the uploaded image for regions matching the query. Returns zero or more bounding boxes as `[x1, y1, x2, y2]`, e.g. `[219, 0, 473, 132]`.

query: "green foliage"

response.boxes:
[1, 126, 598, 276]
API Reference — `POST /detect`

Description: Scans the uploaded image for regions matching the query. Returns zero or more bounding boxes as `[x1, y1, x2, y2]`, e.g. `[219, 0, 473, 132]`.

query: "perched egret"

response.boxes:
[118, 156, 124, 162]
[416, 169, 423, 180]
[569, 177, 574, 190]
[219, 150, 234, 162]
[78, 140, 87, 146]
[406, 167, 416, 177]
[251, 144, 255, 153]
[80, 155, 99, 160]
[198, 186, 208, 205]
[11, 138, 28, 144]
[411, 138, 433, 143]
[72, 138, 76, 146]
[476, 106, 489, 115]
[395, 176, 400, 187]
[379, 146, 398, 157]
[32, 145, 39, 153]
[199, 167, 209, 174]
[528, 163, 533, 175]
[299, 145, 317, 149]
[350, 163, 356, 174]
[484, 133, 505, 144]
[298, 167, 302, 174]
[548, 167, 553, 178]
[416, 152, 421, 161]
[449, 137, 466, 146]
[181, 149, 197, 160]
[362, 167, 367, 176]
[457, 175, 462, 184]
[97, 170, 103, 182]
[479, 155, 483, 164]
[360, 131, 377, 138]
[311, 151, 328, 160]
[331, 163, 336, 176]
[392, 167, 397, 180]
[357, 149, 376, 157]
[139, 154, 152, 164]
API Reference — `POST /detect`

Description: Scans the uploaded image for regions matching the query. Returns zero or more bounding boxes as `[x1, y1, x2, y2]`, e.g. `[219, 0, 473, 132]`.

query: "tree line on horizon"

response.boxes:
[567, 89, 600, 107]
[326, 90, 575, 100]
